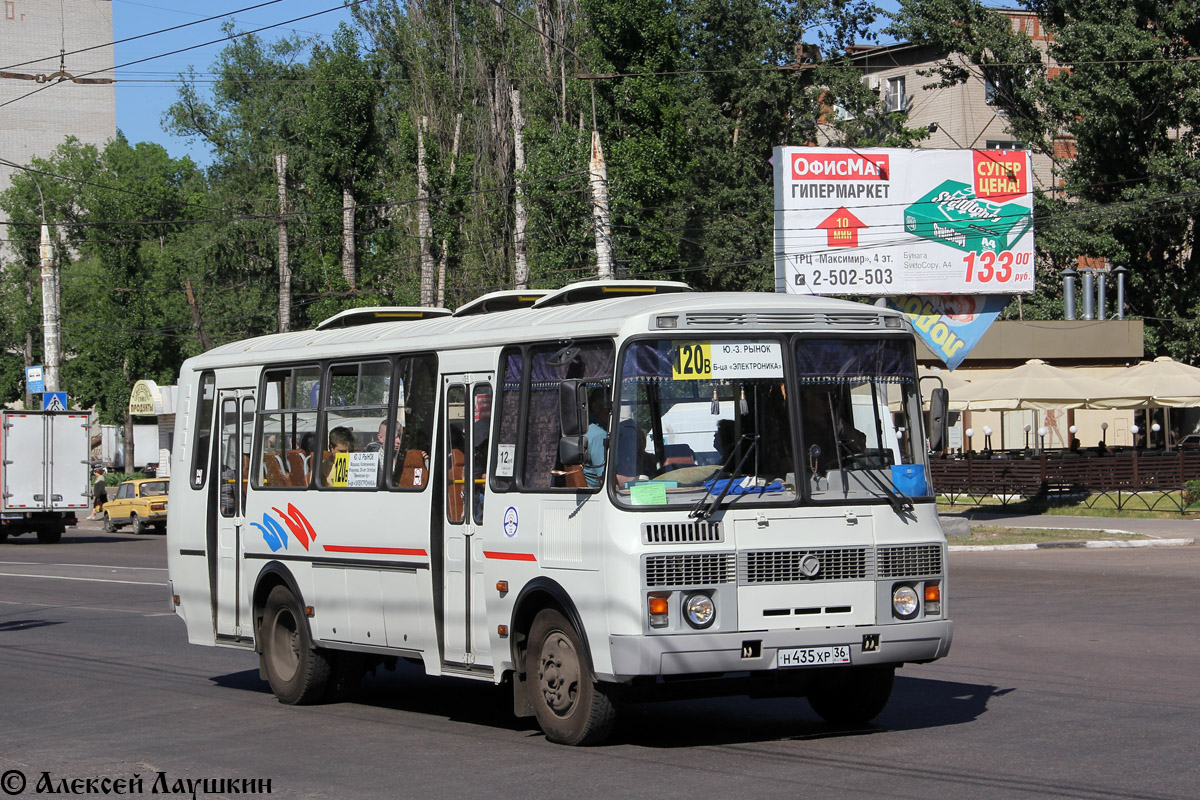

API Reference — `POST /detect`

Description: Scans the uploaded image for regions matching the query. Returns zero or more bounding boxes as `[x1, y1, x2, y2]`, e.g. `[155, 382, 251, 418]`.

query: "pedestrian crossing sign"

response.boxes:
[43, 392, 67, 412]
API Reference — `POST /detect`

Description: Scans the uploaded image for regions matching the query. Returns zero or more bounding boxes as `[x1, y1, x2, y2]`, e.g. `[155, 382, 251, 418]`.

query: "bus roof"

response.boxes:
[186, 290, 910, 372]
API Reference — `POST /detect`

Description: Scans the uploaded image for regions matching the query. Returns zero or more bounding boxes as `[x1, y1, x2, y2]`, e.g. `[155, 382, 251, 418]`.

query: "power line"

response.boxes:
[1, 0, 290, 72]
[0, 0, 369, 111]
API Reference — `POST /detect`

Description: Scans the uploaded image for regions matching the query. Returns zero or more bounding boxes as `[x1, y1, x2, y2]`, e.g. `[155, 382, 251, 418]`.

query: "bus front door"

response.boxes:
[441, 375, 493, 667]
[214, 390, 255, 640]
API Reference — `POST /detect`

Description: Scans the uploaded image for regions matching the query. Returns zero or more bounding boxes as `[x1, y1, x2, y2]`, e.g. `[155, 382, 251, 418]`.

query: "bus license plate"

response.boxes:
[777, 646, 851, 667]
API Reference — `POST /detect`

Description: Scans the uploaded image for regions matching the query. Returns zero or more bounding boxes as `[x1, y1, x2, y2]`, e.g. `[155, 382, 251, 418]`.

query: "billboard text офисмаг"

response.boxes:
[773, 147, 1034, 296]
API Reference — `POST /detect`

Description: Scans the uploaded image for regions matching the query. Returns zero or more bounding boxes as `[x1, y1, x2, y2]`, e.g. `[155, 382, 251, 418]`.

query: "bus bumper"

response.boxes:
[607, 619, 953, 679]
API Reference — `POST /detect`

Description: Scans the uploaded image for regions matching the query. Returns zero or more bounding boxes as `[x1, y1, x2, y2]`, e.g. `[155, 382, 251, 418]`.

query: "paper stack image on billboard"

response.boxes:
[904, 180, 1033, 256]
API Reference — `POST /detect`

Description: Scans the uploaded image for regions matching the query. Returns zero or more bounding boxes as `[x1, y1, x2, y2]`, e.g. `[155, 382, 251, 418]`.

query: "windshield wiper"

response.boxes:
[831, 436, 913, 514]
[689, 435, 759, 521]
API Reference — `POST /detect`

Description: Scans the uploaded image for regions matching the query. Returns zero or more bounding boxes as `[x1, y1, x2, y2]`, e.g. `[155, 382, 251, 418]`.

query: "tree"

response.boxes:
[894, 0, 1200, 359]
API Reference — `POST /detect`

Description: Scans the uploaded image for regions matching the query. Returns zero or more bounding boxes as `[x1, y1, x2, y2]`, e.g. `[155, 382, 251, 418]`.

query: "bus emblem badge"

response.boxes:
[799, 555, 821, 578]
[503, 506, 519, 538]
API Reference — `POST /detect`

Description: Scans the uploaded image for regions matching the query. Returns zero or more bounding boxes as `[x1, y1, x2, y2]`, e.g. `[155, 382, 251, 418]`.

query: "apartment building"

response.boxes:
[820, 9, 1070, 194]
[0, 0, 115, 201]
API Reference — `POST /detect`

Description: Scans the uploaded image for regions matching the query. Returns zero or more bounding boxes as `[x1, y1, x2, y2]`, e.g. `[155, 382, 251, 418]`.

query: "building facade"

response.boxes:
[0, 0, 115, 200]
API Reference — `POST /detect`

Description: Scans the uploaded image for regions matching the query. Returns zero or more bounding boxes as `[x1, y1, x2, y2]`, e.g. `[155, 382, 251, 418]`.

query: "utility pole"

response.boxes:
[39, 221, 61, 392]
[275, 153, 291, 333]
[512, 87, 529, 289]
[589, 130, 614, 280]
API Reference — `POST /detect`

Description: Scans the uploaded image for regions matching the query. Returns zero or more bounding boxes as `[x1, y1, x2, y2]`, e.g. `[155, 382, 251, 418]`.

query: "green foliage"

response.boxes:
[894, 0, 1200, 359]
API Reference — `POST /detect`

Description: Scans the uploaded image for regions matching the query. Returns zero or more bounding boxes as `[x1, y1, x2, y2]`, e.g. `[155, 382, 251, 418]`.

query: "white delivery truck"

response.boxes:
[1, 410, 91, 543]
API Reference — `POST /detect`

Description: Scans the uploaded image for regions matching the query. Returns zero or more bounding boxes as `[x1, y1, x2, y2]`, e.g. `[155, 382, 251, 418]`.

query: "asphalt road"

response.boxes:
[1, 522, 1197, 800]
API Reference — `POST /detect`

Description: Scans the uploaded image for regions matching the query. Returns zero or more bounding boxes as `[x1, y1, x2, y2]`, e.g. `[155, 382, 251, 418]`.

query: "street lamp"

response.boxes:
[1130, 424, 1140, 449]
[965, 427, 974, 453]
[1024, 423, 1032, 449]
[1038, 426, 1048, 450]
[983, 425, 993, 452]
[1100, 421, 1108, 445]
[1151, 422, 1161, 449]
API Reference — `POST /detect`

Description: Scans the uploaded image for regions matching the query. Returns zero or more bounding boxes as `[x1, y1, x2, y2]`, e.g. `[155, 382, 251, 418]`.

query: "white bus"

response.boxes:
[166, 281, 952, 745]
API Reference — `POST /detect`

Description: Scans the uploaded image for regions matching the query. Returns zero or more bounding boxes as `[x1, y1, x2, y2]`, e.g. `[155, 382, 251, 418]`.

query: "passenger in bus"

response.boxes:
[584, 388, 611, 488]
[320, 426, 354, 484]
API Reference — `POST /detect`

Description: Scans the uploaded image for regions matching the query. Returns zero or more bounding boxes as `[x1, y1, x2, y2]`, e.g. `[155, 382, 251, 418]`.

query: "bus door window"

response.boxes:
[471, 384, 492, 524]
[445, 385, 467, 523]
[219, 399, 239, 518]
[240, 397, 256, 504]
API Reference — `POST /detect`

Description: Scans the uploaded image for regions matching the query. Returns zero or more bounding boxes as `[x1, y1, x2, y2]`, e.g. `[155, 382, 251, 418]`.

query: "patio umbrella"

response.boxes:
[1101, 356, 1200, 446]
[1105, 356, 1200, 407]
[951, 359, 1143, 411]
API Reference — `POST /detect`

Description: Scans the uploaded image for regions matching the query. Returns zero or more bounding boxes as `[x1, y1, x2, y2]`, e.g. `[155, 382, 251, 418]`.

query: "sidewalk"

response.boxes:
[939, 509, 1197, 551]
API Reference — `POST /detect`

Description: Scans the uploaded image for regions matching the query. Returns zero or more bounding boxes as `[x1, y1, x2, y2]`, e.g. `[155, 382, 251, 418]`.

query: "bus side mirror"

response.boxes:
[929, 388, 949, 452]
[559, 435, 589, 466]
[559, 379, 589, 437]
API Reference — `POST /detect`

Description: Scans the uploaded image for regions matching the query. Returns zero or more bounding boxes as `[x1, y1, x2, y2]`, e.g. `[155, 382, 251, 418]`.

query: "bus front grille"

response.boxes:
[877, 545, 944, 578]
[644, 553, 737, 588]
[739, 547, 873, 584]
[642, 521, 723, 544]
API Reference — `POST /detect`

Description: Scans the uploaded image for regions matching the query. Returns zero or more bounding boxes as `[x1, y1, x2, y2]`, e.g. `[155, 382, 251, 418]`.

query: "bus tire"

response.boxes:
[262, 585, 330, 705]
[36, 526, 63, 544]
[807, 665, 895, 726]
[131, 514, 147, 536]
[525, 608, 615, 746]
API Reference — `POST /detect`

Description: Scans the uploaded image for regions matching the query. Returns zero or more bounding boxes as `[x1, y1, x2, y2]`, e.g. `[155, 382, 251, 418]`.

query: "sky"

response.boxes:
[112, 0, 356, 166]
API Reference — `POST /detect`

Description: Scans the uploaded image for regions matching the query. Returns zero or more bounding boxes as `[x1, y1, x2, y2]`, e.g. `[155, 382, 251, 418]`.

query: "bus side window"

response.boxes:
[520, 340, 614, 491]
[255, 367, 318, 490]
[319, 360, 391, 489]
[390, 354, 437, 490]
[190, 372, 215, 489]
[489, 348, 522, 492]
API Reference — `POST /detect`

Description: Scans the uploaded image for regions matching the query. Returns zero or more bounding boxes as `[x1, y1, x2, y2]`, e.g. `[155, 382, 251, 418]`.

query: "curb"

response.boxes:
[950, 537, 1195, 552]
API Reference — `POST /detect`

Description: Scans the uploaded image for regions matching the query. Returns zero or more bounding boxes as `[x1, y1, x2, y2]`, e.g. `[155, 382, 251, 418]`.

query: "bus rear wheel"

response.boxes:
[262, 585, 330, 705]
[807, 665, 895, 726]
[525, 609, 615, 746]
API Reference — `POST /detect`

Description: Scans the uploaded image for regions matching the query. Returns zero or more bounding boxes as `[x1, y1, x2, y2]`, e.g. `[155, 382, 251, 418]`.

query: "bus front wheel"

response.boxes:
[525, 608, 615, 746]
[807, 664, 895, 726]
[262, 585, 330, 705]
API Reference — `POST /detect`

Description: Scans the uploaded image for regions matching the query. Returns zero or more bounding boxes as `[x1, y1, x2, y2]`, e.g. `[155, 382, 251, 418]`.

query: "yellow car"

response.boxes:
[103, 478, 169, 535]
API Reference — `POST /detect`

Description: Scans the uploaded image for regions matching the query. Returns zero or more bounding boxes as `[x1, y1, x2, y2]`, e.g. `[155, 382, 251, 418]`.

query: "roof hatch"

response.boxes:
[315, 306, 452, 331]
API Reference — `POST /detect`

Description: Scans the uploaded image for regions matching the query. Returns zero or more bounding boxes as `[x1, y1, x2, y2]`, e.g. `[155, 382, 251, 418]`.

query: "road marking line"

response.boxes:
[0, 572, 167, 586]
[0, 600, 169, 616]
[0, 561, 167, 571]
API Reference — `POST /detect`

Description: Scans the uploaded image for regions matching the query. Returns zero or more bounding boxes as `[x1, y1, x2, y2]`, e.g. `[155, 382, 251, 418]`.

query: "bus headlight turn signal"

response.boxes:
[683, 592, 716, 629]
[892, 585, 919, 619]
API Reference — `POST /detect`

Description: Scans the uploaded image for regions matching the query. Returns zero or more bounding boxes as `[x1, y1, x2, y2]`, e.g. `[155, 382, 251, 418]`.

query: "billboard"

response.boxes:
[773, 147, 1034, 295]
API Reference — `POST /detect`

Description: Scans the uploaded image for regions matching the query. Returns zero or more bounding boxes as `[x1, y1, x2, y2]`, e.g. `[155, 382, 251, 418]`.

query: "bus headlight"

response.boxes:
[892, 585, 919, 620]
[683, 592, 716, 629]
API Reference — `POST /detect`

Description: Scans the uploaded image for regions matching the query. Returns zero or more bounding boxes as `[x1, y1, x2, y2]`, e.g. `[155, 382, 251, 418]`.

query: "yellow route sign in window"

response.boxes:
[671, 342, 712, 380]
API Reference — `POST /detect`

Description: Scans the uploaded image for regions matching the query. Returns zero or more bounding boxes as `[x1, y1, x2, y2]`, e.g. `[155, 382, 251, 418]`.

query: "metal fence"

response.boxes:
[929, 450, 1200, 512]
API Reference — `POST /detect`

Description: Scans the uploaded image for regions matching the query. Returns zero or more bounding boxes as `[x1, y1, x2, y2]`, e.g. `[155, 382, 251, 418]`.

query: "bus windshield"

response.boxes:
[612, 336, 926, 509]
[794, 337, 927, 505]
[614, 338, 798, 508]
